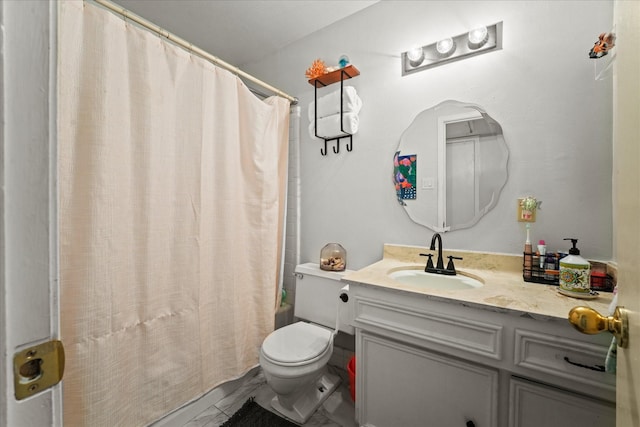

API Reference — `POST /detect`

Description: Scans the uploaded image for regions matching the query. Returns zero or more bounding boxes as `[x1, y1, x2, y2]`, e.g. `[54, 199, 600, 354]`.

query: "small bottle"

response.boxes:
[590, 270, 608, 291]
[537, 240, 546, 269]
[544, 252, 556, 281]
[559, 238, 591, 294]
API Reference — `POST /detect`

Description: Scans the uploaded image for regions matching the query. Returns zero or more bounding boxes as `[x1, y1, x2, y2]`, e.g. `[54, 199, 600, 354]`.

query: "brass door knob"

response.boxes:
[568, 306, 628, 348]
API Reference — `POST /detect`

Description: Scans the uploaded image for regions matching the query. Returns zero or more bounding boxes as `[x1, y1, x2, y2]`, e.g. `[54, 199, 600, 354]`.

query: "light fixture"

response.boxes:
[406, 46, 425, 67]
[401, 22, 503, 76]
[468, 26, 489, 48]
[436, 37, 456, 57]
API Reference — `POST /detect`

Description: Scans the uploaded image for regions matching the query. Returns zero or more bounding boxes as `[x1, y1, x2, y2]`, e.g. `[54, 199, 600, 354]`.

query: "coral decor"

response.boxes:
[305, 59, 328, 80]
[589, 32, 616, 59]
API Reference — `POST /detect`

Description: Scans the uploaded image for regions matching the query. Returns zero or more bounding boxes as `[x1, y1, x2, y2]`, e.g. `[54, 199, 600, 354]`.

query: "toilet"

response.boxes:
[259, 262, 354, 424]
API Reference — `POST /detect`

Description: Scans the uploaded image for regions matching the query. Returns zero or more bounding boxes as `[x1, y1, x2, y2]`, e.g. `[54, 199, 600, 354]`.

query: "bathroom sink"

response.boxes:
[387, 268, 484, 290]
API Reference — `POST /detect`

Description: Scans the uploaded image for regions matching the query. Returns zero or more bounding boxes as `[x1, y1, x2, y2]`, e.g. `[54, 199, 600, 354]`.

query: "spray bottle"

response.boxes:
[559, 238, 591, 294]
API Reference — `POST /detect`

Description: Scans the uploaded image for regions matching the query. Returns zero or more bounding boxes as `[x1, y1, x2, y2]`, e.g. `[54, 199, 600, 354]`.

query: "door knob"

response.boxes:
[568, 306, 628, 348]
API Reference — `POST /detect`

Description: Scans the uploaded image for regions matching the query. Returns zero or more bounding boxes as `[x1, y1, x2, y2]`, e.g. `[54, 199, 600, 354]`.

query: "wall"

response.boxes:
[245, 1, 614, 270]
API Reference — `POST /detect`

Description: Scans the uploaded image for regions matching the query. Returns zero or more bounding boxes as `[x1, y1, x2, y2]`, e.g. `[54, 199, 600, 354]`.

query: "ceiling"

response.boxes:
[110, 0, 378, 67]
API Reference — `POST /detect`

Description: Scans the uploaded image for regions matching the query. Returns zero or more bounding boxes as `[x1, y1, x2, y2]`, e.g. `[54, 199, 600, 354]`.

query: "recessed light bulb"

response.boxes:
[468, 26, 488, 46]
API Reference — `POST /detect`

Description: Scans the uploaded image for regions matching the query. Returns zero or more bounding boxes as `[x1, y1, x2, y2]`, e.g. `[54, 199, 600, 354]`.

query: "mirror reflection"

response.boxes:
[393, 100, 508, 232]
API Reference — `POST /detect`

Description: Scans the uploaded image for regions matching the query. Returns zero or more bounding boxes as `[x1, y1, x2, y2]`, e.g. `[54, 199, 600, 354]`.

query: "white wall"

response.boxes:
[244, 1, 614, 270]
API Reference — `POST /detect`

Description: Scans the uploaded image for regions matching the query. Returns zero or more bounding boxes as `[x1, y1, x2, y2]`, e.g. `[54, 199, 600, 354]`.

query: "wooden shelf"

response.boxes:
[308, 65, 360, 86]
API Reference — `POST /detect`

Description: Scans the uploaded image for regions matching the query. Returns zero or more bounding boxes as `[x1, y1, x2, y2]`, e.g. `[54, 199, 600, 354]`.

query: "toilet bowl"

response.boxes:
[260, 263, 353, 424]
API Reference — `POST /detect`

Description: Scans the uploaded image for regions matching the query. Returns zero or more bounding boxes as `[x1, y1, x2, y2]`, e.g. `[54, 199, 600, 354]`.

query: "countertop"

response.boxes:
[342, 244, 615, 321]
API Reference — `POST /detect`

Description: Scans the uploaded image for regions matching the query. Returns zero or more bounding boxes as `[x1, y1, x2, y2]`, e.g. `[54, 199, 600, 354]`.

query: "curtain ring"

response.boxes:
[187, 43, 194, 60]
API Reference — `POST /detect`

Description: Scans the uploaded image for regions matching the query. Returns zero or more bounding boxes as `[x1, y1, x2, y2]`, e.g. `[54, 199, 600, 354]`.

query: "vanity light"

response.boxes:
[468, 26, 489, 48]
[436, 37, 456, 57]
[402, 21, 503, 76]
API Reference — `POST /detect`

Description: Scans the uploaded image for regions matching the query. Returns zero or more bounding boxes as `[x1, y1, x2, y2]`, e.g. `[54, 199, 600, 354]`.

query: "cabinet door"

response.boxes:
[509, 377, 615, 427]
[358, 332, 498, 427]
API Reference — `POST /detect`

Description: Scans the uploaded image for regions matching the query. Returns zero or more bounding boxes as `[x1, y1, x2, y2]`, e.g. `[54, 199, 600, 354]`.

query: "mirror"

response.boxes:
[393, 100, 508, 232]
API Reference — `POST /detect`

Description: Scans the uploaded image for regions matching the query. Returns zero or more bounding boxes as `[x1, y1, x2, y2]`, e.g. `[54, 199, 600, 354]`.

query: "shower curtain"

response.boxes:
[57, 2, 289, 425]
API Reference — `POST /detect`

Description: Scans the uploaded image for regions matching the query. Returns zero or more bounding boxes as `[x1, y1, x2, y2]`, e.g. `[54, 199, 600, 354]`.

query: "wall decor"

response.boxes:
[394, 152, 417, 201]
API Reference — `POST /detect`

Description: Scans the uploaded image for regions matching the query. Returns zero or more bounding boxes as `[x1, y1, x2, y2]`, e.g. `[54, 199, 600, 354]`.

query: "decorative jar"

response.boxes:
[320, 243, 347, 271]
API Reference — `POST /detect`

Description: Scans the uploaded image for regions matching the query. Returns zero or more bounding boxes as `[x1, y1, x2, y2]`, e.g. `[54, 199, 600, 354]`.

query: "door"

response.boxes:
[0, 2, 60, 426]
[446, 136, 480, 227]
[613, 1, 640, 425]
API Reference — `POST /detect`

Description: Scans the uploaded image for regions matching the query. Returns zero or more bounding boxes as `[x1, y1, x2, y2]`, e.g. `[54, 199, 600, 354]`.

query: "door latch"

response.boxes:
[13, 340, 65, 400]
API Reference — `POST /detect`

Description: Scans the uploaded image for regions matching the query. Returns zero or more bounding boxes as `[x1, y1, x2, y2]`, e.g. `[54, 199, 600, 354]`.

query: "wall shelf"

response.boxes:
[308, 65, 360, 155]
[308, 65, 360, 87]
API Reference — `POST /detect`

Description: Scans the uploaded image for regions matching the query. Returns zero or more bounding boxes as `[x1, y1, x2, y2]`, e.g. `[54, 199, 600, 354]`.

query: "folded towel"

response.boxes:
[605, 336, 617, 373]
[308, 112, 359, 139]
[308, 86, 362, 121]
[605, 290, 618, 373]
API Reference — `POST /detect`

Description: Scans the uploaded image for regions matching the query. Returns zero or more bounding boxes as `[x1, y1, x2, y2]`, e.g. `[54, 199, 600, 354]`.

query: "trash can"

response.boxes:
[347, 356, 356, 402]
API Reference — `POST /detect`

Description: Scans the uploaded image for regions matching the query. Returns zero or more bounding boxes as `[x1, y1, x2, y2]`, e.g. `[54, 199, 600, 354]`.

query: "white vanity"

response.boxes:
[342, 244, 616, 427]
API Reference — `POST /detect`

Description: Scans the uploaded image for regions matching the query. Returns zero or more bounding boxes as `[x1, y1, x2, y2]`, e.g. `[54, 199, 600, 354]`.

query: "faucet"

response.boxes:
[419, 233, 462, 276]
[430, 233, 445, 270]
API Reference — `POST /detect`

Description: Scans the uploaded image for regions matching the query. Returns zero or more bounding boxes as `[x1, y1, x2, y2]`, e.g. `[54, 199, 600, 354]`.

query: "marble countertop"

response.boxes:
[342, 244, 615, 321]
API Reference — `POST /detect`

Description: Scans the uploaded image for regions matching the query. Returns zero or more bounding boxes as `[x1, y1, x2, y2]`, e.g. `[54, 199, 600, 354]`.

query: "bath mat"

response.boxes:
[221, 398, 299, 427]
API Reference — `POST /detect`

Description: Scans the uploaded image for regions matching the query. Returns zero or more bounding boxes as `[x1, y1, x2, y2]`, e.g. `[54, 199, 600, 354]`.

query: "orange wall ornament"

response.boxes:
[305, 58, 328, 80]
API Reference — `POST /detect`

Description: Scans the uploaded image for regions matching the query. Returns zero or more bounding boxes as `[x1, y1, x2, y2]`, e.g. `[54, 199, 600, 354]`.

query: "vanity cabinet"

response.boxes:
[349, 284, 615, 427]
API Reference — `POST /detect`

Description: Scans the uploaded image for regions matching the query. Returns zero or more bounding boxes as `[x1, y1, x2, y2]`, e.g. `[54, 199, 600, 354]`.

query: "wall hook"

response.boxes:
[333, 140, 340, 154]
[321, 140, 328, 156]
[346, 136, 353, 152]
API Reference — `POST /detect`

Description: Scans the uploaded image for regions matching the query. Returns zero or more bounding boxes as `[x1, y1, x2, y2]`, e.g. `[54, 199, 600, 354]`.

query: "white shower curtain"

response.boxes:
[57, 2, 289, 425]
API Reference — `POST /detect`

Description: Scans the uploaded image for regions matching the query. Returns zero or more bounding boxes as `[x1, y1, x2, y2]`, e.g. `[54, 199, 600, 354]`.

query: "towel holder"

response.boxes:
[309, 65, 360, 156]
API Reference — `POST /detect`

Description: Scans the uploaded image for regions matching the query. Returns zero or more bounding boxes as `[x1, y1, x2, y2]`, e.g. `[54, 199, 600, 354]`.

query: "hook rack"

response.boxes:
[309, 65, 360, 156]
[320, 135, 353, 156]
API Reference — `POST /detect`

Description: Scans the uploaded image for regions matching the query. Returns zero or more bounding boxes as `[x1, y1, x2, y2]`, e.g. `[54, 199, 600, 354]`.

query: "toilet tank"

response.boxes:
[294, 263, 354, 335]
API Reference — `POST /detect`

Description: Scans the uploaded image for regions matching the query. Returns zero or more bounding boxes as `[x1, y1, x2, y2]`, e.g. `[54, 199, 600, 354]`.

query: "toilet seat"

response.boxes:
[261, 322, 333, 366]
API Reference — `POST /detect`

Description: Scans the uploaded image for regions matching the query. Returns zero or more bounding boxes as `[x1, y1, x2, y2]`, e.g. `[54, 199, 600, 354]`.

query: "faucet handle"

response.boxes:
[420, 253, 435, 271]
[446, 255, 463, 273]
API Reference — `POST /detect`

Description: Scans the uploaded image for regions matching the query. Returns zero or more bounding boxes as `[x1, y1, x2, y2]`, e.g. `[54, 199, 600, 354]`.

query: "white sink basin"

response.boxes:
[388, 269, 484, 290]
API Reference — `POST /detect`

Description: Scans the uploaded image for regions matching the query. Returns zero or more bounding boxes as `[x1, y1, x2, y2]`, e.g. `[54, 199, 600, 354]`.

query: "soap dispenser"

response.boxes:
[559, 238, 591, 294]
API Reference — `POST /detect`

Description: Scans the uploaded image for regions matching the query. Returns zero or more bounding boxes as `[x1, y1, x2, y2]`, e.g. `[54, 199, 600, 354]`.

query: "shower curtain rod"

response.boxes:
[91, 0, 298, 105]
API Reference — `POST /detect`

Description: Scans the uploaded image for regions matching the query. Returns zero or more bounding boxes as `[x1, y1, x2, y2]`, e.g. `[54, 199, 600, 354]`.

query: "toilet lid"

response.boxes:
[262, 322, 332, 364]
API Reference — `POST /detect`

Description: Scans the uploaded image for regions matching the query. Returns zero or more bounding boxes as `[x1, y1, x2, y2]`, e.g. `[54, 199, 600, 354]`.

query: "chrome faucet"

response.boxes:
[419, 232, 462, 276]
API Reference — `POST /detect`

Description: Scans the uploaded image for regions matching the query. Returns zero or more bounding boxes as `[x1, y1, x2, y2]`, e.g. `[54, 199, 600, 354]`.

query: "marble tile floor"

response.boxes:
[181, 366, 357, 427]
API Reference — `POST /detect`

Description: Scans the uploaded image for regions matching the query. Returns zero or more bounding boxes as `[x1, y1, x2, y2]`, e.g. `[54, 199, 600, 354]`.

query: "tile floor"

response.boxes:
[180, 366, 357, 427]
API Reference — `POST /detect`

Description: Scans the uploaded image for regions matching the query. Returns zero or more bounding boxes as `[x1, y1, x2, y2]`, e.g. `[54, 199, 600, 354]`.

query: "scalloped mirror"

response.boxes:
[394, 100, 508, 232]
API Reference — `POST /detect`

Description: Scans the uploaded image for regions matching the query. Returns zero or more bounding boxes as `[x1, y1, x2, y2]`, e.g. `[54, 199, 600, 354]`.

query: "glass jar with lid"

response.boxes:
[320, 243, 347, 271]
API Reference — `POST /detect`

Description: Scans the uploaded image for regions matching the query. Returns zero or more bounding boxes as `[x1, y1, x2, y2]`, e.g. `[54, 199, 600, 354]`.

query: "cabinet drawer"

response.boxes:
[514, 329, 615, 396]
[354, 296, 502, 360]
